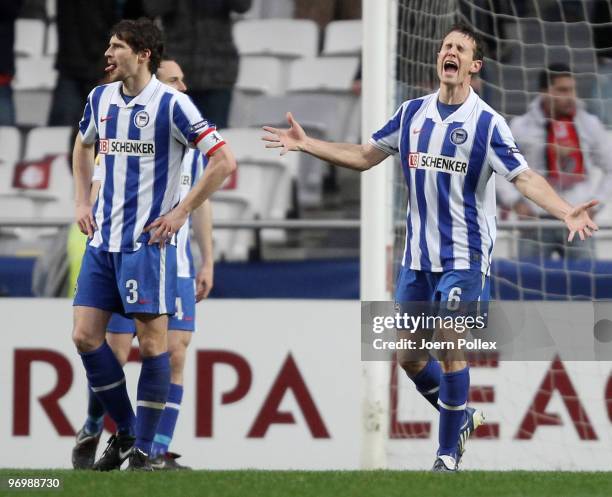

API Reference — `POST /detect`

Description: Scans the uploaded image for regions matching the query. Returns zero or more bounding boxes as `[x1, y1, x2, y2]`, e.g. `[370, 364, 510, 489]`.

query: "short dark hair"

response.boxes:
[440, 23, 484, 61]
[538, 63, 573, 90]
[110, 18, 164, 74]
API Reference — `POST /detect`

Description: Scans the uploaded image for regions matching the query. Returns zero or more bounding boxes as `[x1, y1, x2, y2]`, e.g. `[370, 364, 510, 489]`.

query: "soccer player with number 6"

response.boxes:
[262, 23, 597, 471]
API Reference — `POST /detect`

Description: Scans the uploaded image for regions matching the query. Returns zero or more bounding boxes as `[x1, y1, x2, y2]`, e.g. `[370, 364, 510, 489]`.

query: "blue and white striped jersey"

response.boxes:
[370, 88, 529, 274]
[92, 148, 209, 278]
[79, 75, 225, 252]
[176, 149, 208, 278]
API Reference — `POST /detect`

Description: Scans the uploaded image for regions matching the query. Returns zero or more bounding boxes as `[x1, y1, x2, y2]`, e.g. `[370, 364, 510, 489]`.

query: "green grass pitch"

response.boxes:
[1, 469, 610, 497]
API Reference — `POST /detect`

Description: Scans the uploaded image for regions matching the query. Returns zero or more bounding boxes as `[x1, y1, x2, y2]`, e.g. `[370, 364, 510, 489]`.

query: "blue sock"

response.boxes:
[437, 367, 470, 459]
[84, 387, 105, 435]
[150, 383, 183, 458]
[80, 342, 135, 436]
[410, 356, 441, 410]
[135, 352, 170, 454]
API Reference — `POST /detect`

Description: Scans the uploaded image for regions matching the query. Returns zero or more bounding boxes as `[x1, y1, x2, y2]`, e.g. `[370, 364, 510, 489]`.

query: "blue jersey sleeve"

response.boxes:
[78, 91, 98, 145]
[369, 103, 404, 155]
[488, 117, 529, 181]
[171, 93, 226, 157]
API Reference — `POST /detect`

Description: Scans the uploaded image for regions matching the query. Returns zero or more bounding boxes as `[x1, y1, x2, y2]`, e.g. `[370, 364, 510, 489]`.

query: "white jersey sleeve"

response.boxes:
[369, 103, 404, 156]
[170, 93, 226, 157]
[488, 117, 529, 181]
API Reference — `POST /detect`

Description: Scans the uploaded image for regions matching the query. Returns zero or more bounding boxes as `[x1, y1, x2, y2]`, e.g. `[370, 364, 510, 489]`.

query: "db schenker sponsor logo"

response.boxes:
[99, 139, 155, 156]
[408, 152, 468, 175]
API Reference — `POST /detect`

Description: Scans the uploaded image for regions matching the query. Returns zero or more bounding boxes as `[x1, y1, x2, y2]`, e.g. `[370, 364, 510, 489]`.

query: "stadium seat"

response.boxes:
[222, 127, 300, 243]
[286, 58, 360, 145]
[46, 0, 57, 19]
[13, 56, 57, 90]
[230, 55, 288, 127]
[571, 48, 597, 74]
[24, 127, 73, 160]
[236, 56, 286, 95]
[0, 194, 37, 219]
[566, 22, 593, 48]
[6, 153, 71, 213]
[210, 191, 254, 260]
[260, 0, 294, 18]
[14, 90, 53, 126]
[501, 66, 526, 92]
[521, 45, 547, 69]
[543, 23, 566, 46]
[14, 19, 45, 57]
[0, 127, 21, 178]
[220, 128, 298, 242]
[287, 56, 360, 93]
[503, 90, 529, 117]
[517, 18, 543, 45]
[546, 46, 571, 70]
[244, 93, 353, 208]
[46, 22, 58, 55]
[322, 20, 362, 56]
[233, 19, 318, 59]
[246, 94, 337, 140]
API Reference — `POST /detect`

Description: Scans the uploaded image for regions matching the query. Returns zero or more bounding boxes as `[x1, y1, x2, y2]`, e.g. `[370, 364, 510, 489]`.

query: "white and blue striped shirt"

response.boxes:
[176, 149, 208, 278]
[93, 148, 208, 277]
[79, 75, 224, 252]
[370, 88, 529, 274]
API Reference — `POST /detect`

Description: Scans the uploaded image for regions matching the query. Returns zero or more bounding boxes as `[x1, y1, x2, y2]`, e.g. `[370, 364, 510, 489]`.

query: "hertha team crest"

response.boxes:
[134, 110, 150, 128]
[450, 128, 468, 145]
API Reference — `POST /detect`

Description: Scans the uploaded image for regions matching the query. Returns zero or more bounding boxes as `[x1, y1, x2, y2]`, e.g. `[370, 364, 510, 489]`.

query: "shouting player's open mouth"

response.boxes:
[443, 59, 459, 76]
[105, 63, 117, 73]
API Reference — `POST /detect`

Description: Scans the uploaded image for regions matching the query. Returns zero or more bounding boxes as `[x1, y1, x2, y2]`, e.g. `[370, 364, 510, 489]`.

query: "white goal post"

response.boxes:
[360, 0, 397, 469]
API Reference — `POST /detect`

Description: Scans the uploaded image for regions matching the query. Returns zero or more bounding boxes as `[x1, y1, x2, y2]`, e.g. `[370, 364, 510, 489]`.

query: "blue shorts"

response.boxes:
[107, 277, 197, 333]
[395, 268, 490, 320]
[73, 243, 177, 316]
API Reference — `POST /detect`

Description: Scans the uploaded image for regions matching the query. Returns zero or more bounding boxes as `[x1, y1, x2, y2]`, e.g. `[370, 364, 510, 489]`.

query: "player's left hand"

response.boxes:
[564, 199, 599, 242]
[195, 262, 214, 302]
[144, 206, 189, 247]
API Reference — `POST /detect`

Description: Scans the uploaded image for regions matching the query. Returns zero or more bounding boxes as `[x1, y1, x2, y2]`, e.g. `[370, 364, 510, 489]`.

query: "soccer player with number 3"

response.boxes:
[71, 18, 235, 471]
[262, 23, 597, 471]
[71, 58, 214, 471]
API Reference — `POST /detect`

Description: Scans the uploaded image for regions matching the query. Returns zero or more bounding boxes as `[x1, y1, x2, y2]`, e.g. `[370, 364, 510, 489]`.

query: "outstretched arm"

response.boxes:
[262, 112, 388, 171]
[512, 169, 598, 241]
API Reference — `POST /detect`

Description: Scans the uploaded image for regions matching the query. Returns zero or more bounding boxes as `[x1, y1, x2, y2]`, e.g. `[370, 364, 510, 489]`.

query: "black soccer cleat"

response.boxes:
[126, 448, 153, 471]
[150, 452, 192, 471]
[72, 428, 101, 469]
[92, 432, 135, 471]
[432, 455, 458, 472]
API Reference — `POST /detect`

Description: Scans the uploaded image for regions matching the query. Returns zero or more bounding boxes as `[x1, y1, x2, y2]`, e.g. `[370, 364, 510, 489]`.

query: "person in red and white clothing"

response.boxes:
[497, 63, 612, 260]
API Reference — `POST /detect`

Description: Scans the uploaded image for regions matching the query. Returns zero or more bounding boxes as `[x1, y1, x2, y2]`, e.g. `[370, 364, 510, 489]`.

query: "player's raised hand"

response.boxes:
[144, 205, 189, 247]
[195, 262, 213, 302]
[564, 199, 599, 242]
[75, 202, 97, 238]
[262, 112, 307, 156]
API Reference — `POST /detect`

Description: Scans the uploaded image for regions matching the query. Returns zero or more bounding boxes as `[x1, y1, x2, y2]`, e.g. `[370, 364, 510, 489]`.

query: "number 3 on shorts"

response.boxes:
[447, 287, 462, 311]
[126, 279, 138, 304]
